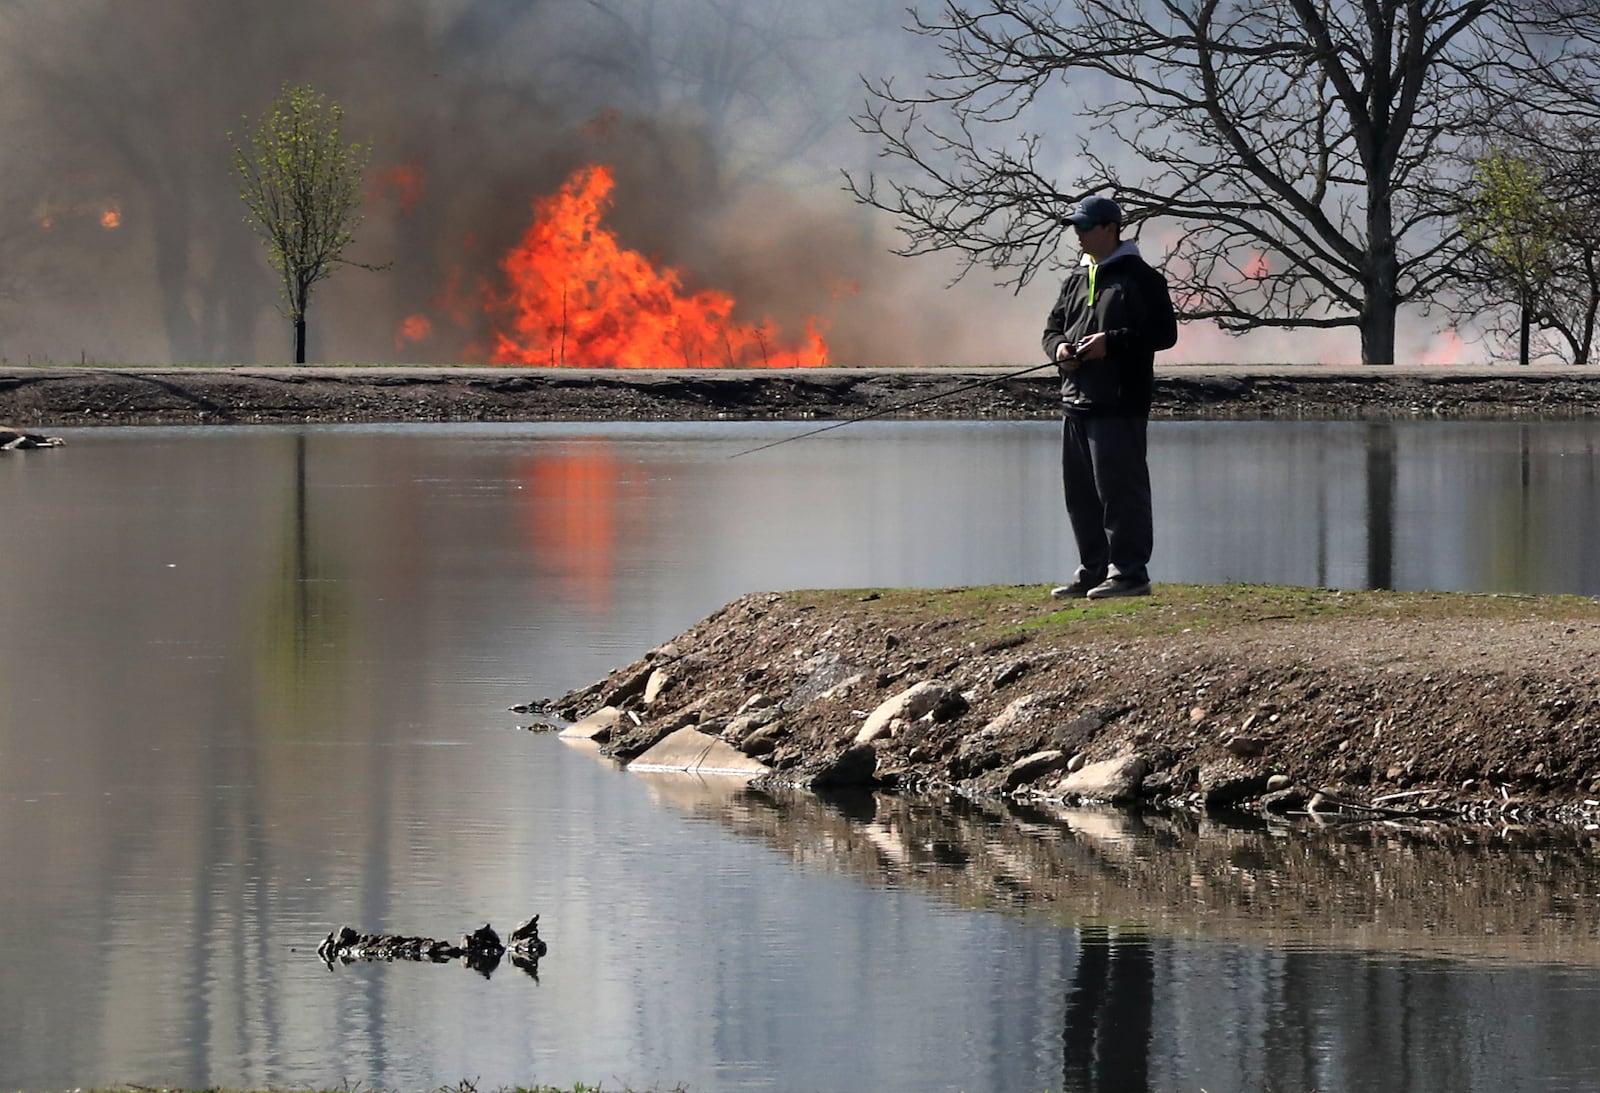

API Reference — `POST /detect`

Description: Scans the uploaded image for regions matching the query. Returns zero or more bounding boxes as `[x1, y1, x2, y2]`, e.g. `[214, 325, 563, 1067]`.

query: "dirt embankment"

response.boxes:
[544, 586, 1600, 830]
[1, 363, 1596, 427]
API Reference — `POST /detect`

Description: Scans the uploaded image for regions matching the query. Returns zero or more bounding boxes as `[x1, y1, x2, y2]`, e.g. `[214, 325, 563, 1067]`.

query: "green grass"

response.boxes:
[786, 581, 1598, 648]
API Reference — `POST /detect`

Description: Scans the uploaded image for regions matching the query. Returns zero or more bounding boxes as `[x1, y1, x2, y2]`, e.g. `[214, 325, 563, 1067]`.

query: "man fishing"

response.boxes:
[1042, 195, 1178, 600]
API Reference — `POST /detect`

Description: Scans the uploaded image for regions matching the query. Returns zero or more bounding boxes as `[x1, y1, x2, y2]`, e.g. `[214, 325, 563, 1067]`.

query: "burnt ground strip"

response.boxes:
[1, 366, 1596, 426]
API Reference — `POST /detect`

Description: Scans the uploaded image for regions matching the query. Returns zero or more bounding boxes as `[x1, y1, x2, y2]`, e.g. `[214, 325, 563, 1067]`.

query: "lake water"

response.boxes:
[2, 419, 1599, 1093]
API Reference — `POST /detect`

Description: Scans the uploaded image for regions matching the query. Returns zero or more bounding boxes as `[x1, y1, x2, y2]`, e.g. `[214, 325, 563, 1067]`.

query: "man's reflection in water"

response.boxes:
[1063, 927, 1154, 1092]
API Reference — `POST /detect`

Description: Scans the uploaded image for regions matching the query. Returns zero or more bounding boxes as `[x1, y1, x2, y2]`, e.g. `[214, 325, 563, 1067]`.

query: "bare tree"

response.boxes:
[1537, 134, 1600, 364]
[231, 84, 379, 364]
[848, 0, 1600, 365]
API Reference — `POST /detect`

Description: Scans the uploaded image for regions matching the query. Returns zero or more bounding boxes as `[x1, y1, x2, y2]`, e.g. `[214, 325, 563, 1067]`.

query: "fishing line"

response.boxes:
[726, 360, 1059, 459]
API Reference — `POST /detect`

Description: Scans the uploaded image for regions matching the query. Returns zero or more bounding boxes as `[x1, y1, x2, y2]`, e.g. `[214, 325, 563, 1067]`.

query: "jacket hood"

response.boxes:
[1079, 240, 1143, 269]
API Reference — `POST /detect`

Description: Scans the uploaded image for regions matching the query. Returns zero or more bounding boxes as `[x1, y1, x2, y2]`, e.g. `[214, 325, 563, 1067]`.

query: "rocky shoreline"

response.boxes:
[544, 586, 1600, 831]
[0, 363, 1597, 426]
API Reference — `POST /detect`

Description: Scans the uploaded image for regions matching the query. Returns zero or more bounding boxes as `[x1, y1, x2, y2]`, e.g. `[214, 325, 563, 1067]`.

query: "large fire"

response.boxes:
[488, 164, 828, 368]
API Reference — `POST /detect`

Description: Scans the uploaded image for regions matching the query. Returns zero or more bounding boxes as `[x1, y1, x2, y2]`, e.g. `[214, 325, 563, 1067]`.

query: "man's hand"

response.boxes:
[1055, 340, 1080, 370]
[1073, 333, 1108, 360]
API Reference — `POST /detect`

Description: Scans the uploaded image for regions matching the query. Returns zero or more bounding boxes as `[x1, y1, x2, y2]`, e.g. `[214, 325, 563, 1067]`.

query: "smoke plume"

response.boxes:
[0, 0, 1462, 366]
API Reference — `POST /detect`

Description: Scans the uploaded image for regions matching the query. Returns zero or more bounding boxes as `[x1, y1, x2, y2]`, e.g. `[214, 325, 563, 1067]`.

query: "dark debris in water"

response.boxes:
[316, 915, 548, 979]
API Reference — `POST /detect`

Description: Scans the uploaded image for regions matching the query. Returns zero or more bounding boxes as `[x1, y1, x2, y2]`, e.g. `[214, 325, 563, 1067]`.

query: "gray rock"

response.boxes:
[1225, 735, 1267, 758]
[979, 693, 1048, 738]
[1055, 754, 1149, 802]
[950, 738, 1004, 779]
[601, 664, 654, 708]
[1198, 758, 1273, 806]
[928, 689, 970, 723]
[1261, 785, 1310, 814]
[809, 743, 878, 788]
[792, 651, 866, 704]
[1141, 769, 1178, 795]
[723, 707, 778, 745]
[663, 709, 701, 732]
[856, 681, 958, 745]
[739, 726, 783, 757]
[1004, 749, 1068, 791]
[1054, 707, 1121, 756]
[992, 658, 1032, 688]
[643, 668, 675, 706]
[603, 722, 679, 762]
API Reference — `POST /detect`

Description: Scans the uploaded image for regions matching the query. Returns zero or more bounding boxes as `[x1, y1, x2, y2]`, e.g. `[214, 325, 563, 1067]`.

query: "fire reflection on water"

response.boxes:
[517, 441, 635, 611]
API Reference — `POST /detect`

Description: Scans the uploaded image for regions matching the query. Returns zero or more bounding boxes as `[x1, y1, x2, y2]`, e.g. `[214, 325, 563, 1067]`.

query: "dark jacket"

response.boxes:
[1041, 243, 1178, 416]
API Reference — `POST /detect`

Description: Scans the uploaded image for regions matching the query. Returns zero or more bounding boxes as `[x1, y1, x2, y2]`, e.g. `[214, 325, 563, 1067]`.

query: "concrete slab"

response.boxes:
[627, 726, 770, 777]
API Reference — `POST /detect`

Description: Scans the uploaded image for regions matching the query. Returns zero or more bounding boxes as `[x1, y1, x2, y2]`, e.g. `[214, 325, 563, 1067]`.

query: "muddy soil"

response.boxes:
[546, 586, 1600, 830]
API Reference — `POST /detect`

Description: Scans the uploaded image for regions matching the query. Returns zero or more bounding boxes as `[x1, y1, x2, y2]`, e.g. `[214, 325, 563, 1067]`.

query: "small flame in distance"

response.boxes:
[488, 164, 827, 368]
[396, 313, 433, 347]
[370, 162, 425, 216]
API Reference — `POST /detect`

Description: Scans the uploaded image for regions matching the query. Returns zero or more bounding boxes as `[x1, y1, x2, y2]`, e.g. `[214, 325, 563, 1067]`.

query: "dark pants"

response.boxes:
[1061, 414, 1152, 584]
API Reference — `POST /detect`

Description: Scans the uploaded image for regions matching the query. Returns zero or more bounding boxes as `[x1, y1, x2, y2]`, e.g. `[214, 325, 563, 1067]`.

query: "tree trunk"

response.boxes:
[1579, 289, 1595, 365]
[1359, 290, 1397, 366]
[1361, 190, 1399, 366]
[1519, 304, 1531, 366]
[294, 315, 307, 365]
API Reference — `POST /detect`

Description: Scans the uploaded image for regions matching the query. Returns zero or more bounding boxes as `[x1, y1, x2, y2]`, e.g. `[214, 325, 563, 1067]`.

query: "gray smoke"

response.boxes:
[1, 0, 1440, 367]
[0, 0, 1045, 367]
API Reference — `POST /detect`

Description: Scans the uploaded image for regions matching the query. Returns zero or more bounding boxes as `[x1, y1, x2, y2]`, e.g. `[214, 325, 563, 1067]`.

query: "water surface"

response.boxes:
[1, 420, 1598, 1092]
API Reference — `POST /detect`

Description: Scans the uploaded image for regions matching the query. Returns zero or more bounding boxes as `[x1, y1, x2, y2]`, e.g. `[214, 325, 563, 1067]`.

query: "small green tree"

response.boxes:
[1460, 150, 1563, 366]
[230, 84, 378, 364]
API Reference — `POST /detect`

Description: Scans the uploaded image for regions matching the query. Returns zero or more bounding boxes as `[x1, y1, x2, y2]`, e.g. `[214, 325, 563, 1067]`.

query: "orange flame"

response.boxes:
[489, 164, 827, 368]
[1419, 329, 1467, 366]
[396, 313, 433, 348]
[370, 162, 425, 215]
[100, 205, 122, 230]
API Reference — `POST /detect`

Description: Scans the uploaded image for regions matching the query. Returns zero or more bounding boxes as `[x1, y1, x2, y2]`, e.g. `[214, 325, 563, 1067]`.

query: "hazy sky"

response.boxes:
[0, 0, 1471, 367]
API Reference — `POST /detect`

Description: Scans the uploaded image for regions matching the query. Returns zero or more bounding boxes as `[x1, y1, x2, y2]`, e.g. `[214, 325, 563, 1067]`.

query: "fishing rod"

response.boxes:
[726, 359, 1060, 459]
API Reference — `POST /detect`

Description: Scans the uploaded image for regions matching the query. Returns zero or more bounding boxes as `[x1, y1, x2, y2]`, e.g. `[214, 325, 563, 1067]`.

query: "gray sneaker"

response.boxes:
[1051, 575, 1105, 599]
[1086, 576, 1152, 600]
